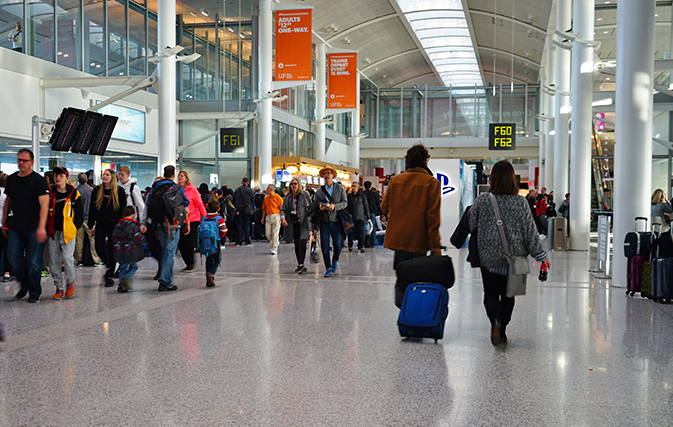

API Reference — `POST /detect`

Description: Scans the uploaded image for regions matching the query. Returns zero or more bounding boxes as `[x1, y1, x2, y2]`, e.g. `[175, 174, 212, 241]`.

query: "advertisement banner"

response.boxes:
[275, 9, 312, 81]
[327, 53, 357, 109]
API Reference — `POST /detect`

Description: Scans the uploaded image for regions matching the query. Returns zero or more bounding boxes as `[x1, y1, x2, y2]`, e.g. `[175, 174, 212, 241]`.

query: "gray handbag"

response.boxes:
[489, 194, 530, 297]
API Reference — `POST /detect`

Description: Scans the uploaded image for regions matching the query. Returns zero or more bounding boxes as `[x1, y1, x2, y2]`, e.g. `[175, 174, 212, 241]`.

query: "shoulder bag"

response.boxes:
[489, 193, 530, 297]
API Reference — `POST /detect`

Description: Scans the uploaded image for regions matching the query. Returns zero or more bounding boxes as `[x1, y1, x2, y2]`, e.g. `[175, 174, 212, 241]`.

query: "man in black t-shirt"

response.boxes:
[2, 149, 49, 303]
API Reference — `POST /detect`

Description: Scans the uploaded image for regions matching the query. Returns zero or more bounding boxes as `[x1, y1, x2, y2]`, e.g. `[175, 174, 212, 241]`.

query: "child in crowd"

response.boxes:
[47, 167, 83, 300]
[112, 206, 145, 293]
[201, 200, 227, 288]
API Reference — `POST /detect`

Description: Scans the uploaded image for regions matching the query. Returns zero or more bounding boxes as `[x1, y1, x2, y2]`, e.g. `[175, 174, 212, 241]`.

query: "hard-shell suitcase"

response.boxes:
[397, 283, 449, 342]
[651, 258, 673, 302]
[627, 254, 648, 296]
[624, 217, 654, 257]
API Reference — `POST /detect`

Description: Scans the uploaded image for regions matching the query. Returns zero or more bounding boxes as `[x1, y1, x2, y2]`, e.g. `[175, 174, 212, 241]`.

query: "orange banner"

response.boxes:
[275, 10, 312, 81]
[327, 53, 357, 109]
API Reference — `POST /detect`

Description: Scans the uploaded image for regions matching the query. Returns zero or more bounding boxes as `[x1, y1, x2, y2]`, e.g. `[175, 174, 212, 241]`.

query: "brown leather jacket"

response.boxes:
[381, 166, 441, 254]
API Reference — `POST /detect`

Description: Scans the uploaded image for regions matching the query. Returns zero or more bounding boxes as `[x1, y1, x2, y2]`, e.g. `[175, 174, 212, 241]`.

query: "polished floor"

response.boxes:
[1, 240, 672, 426]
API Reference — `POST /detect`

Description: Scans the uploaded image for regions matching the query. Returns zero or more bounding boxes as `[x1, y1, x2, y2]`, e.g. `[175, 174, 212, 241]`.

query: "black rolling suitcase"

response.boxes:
[652, 224, 673, 303]
[624, 217, 654, 257]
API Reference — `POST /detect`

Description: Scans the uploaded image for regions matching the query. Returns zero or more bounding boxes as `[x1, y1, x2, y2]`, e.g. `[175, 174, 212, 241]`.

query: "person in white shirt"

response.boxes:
[8, 22, 22, 52]
[117, 166, 146, 233]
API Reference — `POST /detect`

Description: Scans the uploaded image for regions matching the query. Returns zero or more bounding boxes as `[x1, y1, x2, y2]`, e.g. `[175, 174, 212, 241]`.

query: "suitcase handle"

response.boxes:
[635, 217, 649, 232]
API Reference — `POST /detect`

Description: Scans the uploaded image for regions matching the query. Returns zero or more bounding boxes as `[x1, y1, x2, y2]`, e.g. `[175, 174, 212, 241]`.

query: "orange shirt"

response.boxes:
[262, 193, 283, 215]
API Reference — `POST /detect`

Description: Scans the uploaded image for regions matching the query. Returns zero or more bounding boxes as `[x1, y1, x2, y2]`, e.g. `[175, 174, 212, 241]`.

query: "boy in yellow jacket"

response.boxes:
[47, 167, 83, 299]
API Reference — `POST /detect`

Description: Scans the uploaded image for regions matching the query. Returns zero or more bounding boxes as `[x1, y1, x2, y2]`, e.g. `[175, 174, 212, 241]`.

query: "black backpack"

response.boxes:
[147, 183, 187, 226]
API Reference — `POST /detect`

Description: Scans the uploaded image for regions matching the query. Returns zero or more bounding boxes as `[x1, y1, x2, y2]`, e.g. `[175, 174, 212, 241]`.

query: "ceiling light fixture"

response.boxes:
[200, 8, 209, 17]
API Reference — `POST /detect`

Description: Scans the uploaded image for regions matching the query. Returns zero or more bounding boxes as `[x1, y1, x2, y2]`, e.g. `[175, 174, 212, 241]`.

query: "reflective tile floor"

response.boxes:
[1, 242, 673, 426]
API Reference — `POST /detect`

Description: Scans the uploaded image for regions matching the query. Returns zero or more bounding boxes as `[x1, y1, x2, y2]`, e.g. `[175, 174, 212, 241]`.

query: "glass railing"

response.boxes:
[362, 84, 539, 139]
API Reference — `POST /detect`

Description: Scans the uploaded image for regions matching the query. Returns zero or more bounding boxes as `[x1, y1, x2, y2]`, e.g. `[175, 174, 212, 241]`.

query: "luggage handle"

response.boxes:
[635, 217, 648, 232]
[653, 222, 663, 260]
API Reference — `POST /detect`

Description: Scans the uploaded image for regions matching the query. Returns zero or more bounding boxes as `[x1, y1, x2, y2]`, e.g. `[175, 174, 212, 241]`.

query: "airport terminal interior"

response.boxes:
[1, 0, 673, 425]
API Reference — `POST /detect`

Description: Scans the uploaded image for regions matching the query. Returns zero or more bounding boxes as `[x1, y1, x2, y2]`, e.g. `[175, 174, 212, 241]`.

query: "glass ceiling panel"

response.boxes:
[396, 0, 482, 86]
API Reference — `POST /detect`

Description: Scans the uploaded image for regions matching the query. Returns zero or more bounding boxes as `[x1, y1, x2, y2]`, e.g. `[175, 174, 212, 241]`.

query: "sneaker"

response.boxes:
[76, 261, 83, 267]
[348, 246, 353, 252]
[271, 250, 277, 255]
[53, 289, 64, 300]
[181, 266, 197, 273]
[323, 270, 333, 278]
[358, 248, 365, 254]
[332, 261, 338, 273]
[295, 265, 307, 274]
[65, 282, 75, 299]
[2, 275, 10, 282]
[206, 274, 215, 288]
[104, 277, 114, 287]
[41, 269, 49, 277]
[158, 284, 178, 292]
[27, 295, 40, 303]
[153, 271, 161, 281]
[15, 288, 28, 300]
[94, 261, 105, 267]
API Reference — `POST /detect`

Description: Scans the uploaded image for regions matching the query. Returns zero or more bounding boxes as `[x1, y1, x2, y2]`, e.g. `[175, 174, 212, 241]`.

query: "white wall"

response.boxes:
[427, 158, 463, 247]
[0, 68, 41, 140]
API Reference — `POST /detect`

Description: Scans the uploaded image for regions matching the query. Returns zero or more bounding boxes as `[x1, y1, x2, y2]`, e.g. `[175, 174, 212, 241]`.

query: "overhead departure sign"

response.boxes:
[275, 10, 312, 81]
[327, 52, 357, 109]
[220, 128, 245, 153]
[489, 123, 516, 151]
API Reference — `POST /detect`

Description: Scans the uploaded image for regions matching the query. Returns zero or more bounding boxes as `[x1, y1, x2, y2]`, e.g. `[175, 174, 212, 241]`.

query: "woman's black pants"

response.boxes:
[480, 268, 515, 328]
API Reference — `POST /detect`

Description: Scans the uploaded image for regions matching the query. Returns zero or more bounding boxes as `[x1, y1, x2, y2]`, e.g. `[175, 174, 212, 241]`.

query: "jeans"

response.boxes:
[480, 268, 515, 328]
[292, 222, 307, 266]
[206, 246, 221, 275]
[320, 221, 343, 271]
[265, 214, 280, 251]
[369, 213, 377, 246]
[8, 229, 44, 298]
[157, 223, 181, 287]
[47, 232, 76, 289]
[178, 220, 199, 268]
[347, 219, 365, 250]
[119, 262, 138, 283]
[236, 213, 252, 245]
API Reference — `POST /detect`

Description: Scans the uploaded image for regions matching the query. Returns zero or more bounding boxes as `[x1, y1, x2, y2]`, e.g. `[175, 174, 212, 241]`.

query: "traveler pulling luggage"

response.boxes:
[394, 255, 454, 342]
[651, 222, 673, 303]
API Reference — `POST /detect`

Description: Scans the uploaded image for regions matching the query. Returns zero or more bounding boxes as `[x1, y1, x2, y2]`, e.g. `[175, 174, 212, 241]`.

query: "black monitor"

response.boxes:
[71, 111, 103, 154]
[88, 115, 118, 156]
[49, 108, 86, 151]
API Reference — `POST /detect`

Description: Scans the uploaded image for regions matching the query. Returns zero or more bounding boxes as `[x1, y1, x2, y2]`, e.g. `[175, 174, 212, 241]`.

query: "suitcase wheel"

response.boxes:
[625, 290, 630, 296]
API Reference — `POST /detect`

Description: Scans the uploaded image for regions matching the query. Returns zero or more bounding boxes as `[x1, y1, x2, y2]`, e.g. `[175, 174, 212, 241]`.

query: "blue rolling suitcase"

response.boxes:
[397, 283, 449, 342]
[652, 258, 673, 303]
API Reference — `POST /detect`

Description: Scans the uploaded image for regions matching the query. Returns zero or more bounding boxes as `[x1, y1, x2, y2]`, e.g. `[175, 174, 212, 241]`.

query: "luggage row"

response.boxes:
[625, 217, 673, 302]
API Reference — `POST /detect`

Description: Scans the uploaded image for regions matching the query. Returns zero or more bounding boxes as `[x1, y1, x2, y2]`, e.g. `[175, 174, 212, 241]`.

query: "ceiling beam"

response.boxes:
[477, 45, 541, 67]
[391, 72, 436, 88]
[480, 70, 530, 84]
[468, 9, 546, 35]
[360, 49, 420, 73]
[459, 0, 485, 86]
[325, 13, 398, 43]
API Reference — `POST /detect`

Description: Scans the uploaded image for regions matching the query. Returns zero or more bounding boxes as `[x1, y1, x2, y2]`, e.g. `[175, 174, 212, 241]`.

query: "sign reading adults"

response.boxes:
[220, 128, 244, 153]
[327, 53, 357, 109]
[275, 10, 312, 81]
[488, 123, 516, 151]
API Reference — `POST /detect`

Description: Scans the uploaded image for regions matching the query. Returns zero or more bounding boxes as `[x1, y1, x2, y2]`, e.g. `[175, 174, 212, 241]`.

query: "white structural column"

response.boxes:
[568, 0, 594, 251]
[157, 0, 176, 172]
[553, 0, 571, 196]
[538, 68, 546, 189]
[315, 43, 326, 161]
[258, 0, 273, 185]
[349, 73, 361, 170]
[613, 0, 656, 287]
[544, 35, 555, 191]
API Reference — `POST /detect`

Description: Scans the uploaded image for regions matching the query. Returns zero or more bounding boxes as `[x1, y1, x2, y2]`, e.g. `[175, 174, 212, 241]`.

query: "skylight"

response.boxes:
[396, 0, 482, 87]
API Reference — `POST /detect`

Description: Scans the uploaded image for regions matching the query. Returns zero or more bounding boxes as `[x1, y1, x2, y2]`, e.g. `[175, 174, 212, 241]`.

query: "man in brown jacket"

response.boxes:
[381, 143, 442, 269]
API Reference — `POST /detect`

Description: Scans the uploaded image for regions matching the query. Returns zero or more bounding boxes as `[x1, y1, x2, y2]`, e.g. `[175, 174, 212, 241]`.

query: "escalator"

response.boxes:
[590, 121, 614, 231]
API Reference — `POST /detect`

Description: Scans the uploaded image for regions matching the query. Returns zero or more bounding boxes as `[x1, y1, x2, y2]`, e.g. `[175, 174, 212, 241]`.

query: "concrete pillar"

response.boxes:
[569, 0, 594, 251]
[544, 35, 555, 191]
[315, 43, 326, 161]
[258, 0, 273, 184]
[613, 0, 655, 287]
[553, 0, 571, 197]
[349, 73, 361, 169]
[157, 0, 176, 173]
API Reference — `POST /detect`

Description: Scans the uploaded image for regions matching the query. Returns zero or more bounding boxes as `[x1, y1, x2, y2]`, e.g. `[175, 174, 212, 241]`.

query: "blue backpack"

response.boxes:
[198, 216, 222, 256]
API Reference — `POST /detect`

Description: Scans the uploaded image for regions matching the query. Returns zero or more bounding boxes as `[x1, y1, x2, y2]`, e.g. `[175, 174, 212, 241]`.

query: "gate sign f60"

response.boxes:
[489, 123, 516, 151]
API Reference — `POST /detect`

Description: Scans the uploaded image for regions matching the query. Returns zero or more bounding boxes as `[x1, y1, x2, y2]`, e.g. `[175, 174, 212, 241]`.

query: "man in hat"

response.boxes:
[311, 166, 348, 277]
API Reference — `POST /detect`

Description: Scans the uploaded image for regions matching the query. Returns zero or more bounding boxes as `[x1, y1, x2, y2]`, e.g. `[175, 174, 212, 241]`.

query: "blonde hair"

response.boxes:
[95, 169, 121, 211]
[652, 188, 667, 205]
[178, 170, 191, 187]
[290, 177, 303, 195]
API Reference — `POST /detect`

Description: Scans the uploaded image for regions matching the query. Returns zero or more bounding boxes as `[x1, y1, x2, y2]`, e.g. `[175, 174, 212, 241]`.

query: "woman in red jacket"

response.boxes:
[535, 195, 549, 235]
[177, 171, 207, 272]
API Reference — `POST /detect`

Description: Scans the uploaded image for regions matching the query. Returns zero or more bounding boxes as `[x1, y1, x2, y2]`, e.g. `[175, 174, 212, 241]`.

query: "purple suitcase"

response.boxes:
[627, 255, 648, 296]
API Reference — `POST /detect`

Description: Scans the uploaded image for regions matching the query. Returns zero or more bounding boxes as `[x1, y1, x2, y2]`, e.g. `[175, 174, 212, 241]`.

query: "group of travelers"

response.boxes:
[1, 143, 555, 349]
